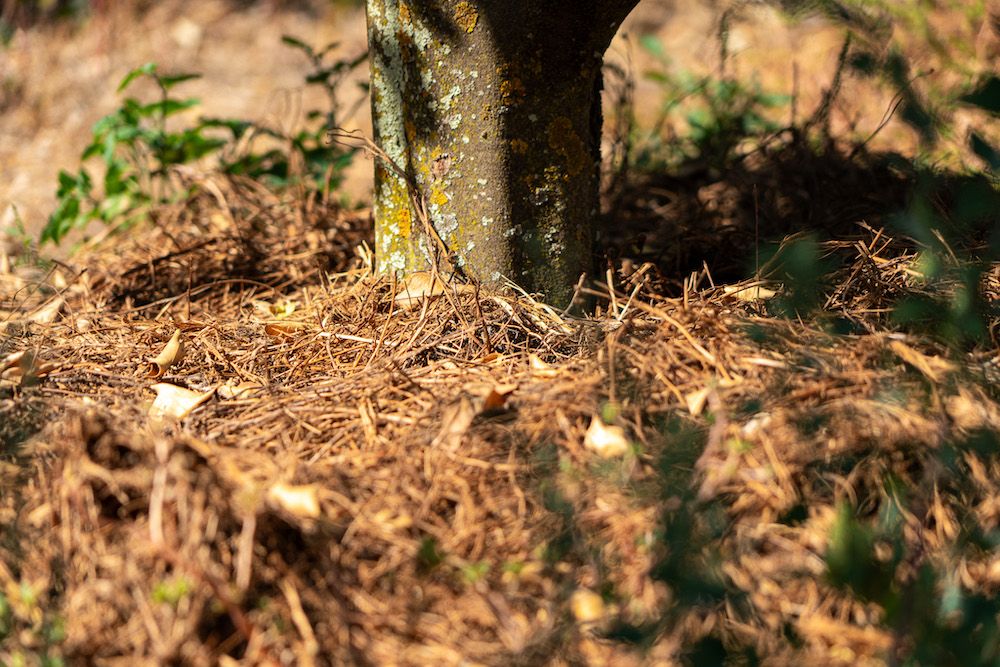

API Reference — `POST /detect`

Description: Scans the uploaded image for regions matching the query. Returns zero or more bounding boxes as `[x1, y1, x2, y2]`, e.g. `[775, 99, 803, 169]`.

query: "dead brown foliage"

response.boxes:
[2, 174, 1000, 665]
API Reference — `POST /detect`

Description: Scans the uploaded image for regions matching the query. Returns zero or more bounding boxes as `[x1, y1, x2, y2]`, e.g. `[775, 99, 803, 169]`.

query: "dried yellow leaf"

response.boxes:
[267, 483, 321, 519]
[889, 340, 954, 383]
[393, 271, 445, 311]
[149, 382, 215, 419]
[529, 354, 558, 377]
[393, 272, 474, 311]
[685, 386, 711, 416]
[723, 284, 778, 301]
[29, 297, 64, 324]
[146, 329, 184, 379]
[570, 589, 605, 623]
[218, 380, 265, 399]
[583, 416, 629, 458]
[264, 321, 310, 337]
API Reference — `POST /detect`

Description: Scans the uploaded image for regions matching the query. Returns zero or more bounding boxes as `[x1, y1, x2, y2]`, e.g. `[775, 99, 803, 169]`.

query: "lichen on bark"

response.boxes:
[365, 0, 640, 306]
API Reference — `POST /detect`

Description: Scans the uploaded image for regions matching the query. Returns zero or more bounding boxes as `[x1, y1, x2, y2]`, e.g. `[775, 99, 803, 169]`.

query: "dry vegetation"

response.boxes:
[2, 169, 999, 664]
[2, 0, 1000, 665]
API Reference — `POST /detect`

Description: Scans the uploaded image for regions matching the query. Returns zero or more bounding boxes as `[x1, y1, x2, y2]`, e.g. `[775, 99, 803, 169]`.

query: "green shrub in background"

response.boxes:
[631, 33, 790, 172]
[42, 63, 219, 245]
[41, 37, 365, 246]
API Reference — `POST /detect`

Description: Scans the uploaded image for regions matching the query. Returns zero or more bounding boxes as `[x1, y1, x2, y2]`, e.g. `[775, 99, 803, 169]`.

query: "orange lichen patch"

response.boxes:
[547, 116, 587, 176]
[430, 183, 449, 208]
[500, 78, 526, 106]
[453, 1, 478, 34]
[397, 208, 412, 238]
[380, 180, 414, 239]
[398, 1, 412, 26]
[511, 138, 529, 155]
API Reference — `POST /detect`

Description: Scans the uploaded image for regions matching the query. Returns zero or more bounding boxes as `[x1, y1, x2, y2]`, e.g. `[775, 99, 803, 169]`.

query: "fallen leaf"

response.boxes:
[270, 301, 298, 318]
[149, 383, 215, 419]
[0, 350, 54, 388]
[889, 340, 954, 383]
[146, 329, 185, 378]
[264, 321, 310, 337]
[432, 396, 477, 450]
[570, 589, 605, 623]
[29, 297, 64, 324]
[529, 354, 558, 378]
[685, 386, 711, 416]
[723, 284, 778, 301]
[267, 483, 321, 519]
[583, 416, 629, 458]
[482, 383, 517, 412]
[394, 271, 446, 311]
[218, 380, 265, 399]
[1, 350, 26, 373]
[393, 272, 474, 311]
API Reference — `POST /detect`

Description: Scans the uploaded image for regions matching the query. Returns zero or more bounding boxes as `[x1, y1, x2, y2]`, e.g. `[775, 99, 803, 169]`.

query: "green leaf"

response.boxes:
[281, 35, 313, 57]
[117, 62, 157, 92]
[199, 117, 253, 140]
[157, 72, 201, 91]
[97, 193, 134, 221]
[138, 98, 199, 118]
[639, 34, 666, 60]
[316, 40, 341, 59]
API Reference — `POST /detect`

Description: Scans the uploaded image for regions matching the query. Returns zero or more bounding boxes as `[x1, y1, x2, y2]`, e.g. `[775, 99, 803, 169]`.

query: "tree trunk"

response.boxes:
[366, 0, 639, 306]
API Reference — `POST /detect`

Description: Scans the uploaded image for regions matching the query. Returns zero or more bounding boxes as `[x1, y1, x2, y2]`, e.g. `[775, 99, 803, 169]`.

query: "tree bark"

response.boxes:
[366, 0, 639, 306]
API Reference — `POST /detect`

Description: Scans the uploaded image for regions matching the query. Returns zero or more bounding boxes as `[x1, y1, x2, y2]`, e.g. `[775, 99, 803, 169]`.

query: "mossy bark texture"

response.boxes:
[366, 0, 639, 305]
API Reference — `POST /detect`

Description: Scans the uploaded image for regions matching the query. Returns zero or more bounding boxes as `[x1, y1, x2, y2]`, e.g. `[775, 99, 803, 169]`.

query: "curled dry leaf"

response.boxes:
[723, 284, 778, 301]
[889, 340, 955, 383]
[583, 415, 629, 458]
[569, 589, 605, 623]
[267, 483, 321, 519]
[529, 354, 558, 378]
[432, 395, 477, 450]
[685, 386, 712, 416]
[146, 329, 185, 379]
[252, 299, 299, 320]
[29, 297, 64, 324]
[0, 350, 55, 388]
[218, 380, 265, 399]
[394, 271, 445, 311]
[264, 321, 310, 337]
[149, 382, 215, 419]
[482, 383, 517, 412]
[393, 272, 475, 311]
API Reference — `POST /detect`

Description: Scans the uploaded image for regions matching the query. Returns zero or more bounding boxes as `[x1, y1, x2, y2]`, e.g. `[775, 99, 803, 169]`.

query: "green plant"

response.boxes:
[216, 35, 366, 189]
[0, 587, 67, 666]
[634, 33, 789, 170]
[42, 36, 366, 246]
[42, 62, 222, 245]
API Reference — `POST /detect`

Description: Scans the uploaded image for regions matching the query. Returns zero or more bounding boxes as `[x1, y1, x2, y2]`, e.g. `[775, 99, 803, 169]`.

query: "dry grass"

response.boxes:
[1, 1, 998, 664]
[2, 168, 999, 665]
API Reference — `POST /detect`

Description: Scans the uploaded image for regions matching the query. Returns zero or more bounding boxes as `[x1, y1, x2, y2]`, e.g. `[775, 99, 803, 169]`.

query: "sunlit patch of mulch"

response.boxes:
[2, 176, 1000, 665]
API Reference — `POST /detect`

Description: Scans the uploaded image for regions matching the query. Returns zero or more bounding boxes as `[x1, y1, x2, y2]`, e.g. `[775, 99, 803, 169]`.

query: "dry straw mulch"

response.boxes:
[2, 176, 1000, 665]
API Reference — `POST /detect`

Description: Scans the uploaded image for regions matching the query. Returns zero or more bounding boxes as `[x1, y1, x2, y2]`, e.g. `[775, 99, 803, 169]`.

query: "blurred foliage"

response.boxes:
[1, 0, 365, 44]
[41, 36, 364, 245]
[0, 586, 66, 667]
[630, 32, 790, 171]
